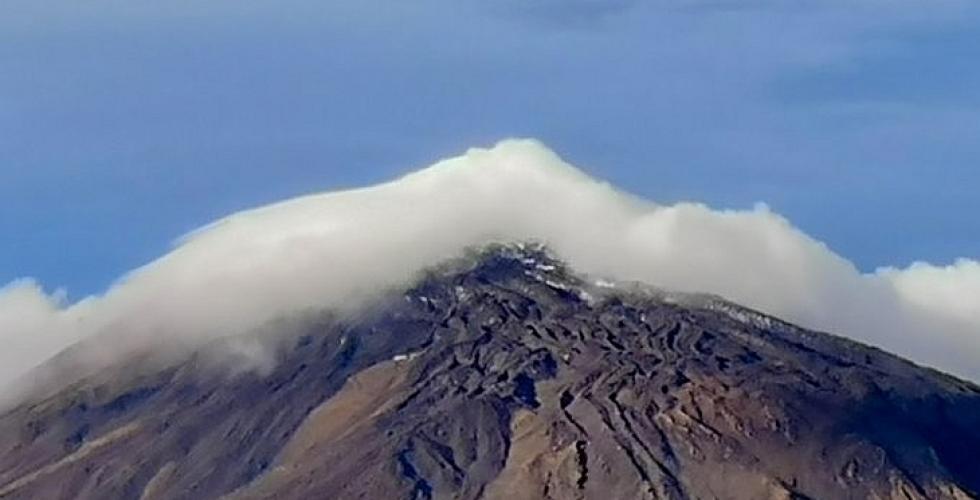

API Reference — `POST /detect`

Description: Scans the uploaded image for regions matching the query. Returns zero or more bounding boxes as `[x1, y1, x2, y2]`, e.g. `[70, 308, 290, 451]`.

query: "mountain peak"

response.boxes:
[6, 140, 980, 393]
[1, 247, 979, 499]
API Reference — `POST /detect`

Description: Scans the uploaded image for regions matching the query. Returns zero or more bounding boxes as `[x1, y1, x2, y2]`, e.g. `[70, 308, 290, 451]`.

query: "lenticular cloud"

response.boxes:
[1, 139, 978, 395]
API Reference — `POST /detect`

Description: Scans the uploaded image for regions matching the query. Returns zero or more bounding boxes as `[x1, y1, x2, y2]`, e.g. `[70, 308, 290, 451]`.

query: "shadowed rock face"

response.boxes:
[1, 245, 978, 500]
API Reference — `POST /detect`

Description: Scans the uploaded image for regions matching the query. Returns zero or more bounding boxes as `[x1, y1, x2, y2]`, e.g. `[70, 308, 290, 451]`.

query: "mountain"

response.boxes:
[0, 244, 978, 500]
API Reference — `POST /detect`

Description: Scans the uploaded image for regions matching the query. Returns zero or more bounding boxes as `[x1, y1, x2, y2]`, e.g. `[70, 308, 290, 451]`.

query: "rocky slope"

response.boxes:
[0, 245, 978, 499]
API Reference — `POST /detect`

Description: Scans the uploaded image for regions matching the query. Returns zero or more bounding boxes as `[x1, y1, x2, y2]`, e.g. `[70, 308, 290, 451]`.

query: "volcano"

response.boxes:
[0, 244, 978, 499]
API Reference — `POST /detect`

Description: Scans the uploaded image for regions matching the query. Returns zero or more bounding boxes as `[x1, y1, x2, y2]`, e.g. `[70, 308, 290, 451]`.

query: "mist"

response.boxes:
[1, 139, 978, 401]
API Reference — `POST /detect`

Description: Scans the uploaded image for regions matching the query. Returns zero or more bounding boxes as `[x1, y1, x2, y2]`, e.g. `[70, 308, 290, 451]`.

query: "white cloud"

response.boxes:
[1, 139, 978, 402]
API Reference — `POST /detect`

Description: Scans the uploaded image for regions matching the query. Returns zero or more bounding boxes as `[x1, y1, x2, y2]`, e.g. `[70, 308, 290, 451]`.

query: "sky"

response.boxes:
[3, 0, 980, 300]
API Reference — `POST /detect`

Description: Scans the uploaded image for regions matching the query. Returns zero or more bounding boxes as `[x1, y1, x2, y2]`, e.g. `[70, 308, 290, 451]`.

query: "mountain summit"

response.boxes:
[4, 140, 979, 391]
[1, 245, 978, 499]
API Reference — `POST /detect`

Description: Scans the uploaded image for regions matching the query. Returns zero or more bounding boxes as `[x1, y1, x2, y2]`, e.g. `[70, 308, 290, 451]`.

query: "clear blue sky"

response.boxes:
[3, 0, 979, 299]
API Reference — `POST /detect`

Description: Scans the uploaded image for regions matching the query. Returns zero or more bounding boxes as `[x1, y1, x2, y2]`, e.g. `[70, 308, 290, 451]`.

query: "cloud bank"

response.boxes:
[1, 139, 978, 401]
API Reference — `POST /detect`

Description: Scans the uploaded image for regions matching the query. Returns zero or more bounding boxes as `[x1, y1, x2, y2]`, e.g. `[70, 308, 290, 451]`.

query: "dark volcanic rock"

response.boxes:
[0, 244, 978, 499]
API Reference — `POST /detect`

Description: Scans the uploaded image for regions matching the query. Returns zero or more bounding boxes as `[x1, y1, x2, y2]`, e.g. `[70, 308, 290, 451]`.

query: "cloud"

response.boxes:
[773, 24, 980, 108]
[1, 139, 978, 403]
[0, 280, 76, 364]
[483, 0, 639, 26]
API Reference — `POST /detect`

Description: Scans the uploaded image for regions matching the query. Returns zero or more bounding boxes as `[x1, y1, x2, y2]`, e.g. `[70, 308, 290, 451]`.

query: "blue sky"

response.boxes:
[3, 0, 979, 299]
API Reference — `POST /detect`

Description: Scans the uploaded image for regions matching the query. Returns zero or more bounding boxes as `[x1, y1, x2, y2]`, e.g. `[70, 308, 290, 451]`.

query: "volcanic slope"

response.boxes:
[0, 245, 978, 500]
